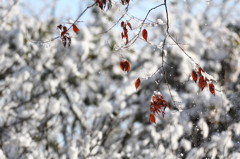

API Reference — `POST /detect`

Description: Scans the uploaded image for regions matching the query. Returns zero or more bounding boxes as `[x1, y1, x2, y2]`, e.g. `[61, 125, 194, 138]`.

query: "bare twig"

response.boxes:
[0, 0, 19, 24]
[100, 3, 130, 34]
[29, 2, 96, 45]
[163, 0, 199, 67]
[116, 3, 165, 50]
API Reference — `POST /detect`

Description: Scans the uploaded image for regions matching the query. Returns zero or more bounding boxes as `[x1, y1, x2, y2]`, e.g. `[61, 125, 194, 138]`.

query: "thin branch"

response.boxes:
[0, 0, 19, 24]
[132, 3, 165, 44]
[59, 85, 88, 131]
[163, 0, 199, 67]
[161, 37, 178, 110]
[158, 0, 183, 111]
[29, 2, 96, 45]
[100, 3, 130, 34]
[67, 2, 96, 32]
[116, 3, 165, 50]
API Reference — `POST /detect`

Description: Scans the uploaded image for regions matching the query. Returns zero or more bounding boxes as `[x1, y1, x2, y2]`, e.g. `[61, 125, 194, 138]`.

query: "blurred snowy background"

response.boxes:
[0, 0, 240, 158]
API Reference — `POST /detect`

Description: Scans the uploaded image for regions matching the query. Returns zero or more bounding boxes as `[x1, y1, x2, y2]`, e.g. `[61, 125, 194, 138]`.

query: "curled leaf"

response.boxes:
[63, 26, 67, 32]
[198, 67, 204, 75]
[121, 21, 125, 28]
[209, 83, 215, 96]
[125, 38, 129, 45]
[61, 36, 66, 47]
[96, 0, 112, 10]
[61, 26, 67, 36]
[67, 37, 71, 48]
[57, 24, 71, 48]
[135, 78, 141, 90]
[192, 70, 198, 82]
[121, 0, 130, 5]
[123, 29, 129, 44]
[73, 24, 80, 34]
[142, 29, 148, 41]
[149, 114, 156, 124]
[127, 21, 132, 30]
[121, 32, 124, 39]
[198, 76, 207, 90]
[123, 27, 128, 36]
[119, 60, 131, 72]
[96, 0, 103, 9]
[162, 111, 165, 119]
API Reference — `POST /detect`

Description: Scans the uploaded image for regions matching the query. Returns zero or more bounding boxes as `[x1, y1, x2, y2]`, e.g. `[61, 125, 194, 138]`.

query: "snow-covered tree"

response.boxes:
[0, 0, 240, 158]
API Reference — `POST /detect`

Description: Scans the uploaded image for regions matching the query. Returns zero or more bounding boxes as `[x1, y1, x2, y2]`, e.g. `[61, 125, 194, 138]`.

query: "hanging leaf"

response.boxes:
[123, 27, 128, 37]
[61, 36, 67, 47]
[61, 26, 68, 36]
[125, 38, 129, 45]
[96, 0, 103, 9]
[142, 29, 148, 41]
[123, 28, 129, 44]
[192, 70, 198, 82]
[121, 21, 125, 28]
[121, 0, 130, 5]
[209, 83, 215, 96]
[63, 26, 67, 31]
[127, 21, 132, 30]
[96, 0, 112, 10]
[121, 32, 124, 39]
[198, 76, 207, 90]
[119, 60, 131, 72]
[135, 78, 141, 90]
[149, 114, 156, 124]
[57, 24, 62, 30]
[57, 24, 71, 48]
[162, 111, 165, 119]
[198, 67, 204, 75]
[67, 37, 71, 48]
[72, 24, 80, 34]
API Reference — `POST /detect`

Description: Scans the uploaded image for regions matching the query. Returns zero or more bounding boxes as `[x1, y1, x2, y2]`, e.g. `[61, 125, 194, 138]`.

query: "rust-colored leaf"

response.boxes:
[63, 26, 67, 32]
[149, 113, 156, 124]
[61, 36, 66, 47]
[121, 32, 124, 39]
[125, 37, 129, 45]
[96, 0, 103, 10]
[142, 29, 148, 41]
[198, 76, 207, 90]
[67, 37, 71, 48]
[135, 78, 141, 90]
[162, 111, 165, 119]
[119, 60, 131, 72]
[209, 83, 215, 96]
[122, 27, 129, 45]
[121, 21, 125, 28]
[73, 24, 80, 34]
[192, 70, 198, 82]
[123, 27, 128, 36]
[96, 0, 112, 10]
[121, 0, 130, 5]
[61, 26, 67, 36]
[127, 21, 132, 30]
[198, 67, 204, 75]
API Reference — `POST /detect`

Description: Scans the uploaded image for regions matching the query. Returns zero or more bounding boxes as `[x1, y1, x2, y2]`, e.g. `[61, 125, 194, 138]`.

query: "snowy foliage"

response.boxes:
[0, 0, 240, 158]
